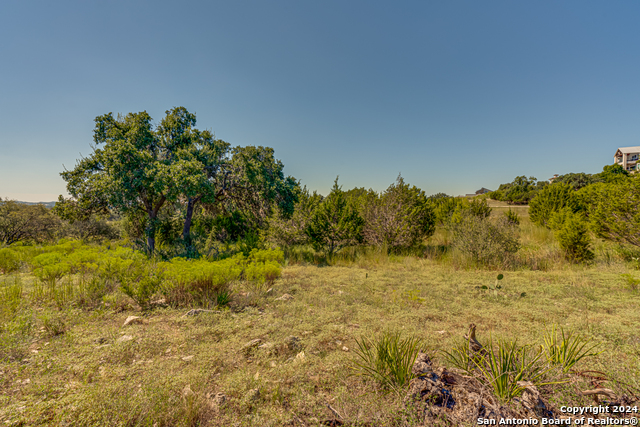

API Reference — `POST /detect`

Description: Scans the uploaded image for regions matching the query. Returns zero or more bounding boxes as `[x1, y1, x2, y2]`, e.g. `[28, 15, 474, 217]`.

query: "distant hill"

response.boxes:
[16, 201, 57, 209]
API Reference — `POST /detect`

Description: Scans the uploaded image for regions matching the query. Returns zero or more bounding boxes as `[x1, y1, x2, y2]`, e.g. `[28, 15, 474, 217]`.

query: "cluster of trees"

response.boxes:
[265, 176, 437, 254]
[527, 164, 640, 262]
[54, 107, 297, 255]
[5, 106, 640, 267]
[490, 165, 631, 205]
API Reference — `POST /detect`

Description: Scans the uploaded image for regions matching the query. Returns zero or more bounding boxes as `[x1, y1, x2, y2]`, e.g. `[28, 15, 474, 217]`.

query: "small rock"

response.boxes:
[241, 339, 262, 355]
[435, 330, 447, 335]
[123, 316, 144, 326]
[117, 335, 133, 343]
[270, 361, 277, 368]
[294, 351, 306, 363]
[266, 288, 273, 294]
[181, 355, 194, 361]
[275, 293, 293, 301]
[286, 336, 302, 352]
[342, 346, 349, 352]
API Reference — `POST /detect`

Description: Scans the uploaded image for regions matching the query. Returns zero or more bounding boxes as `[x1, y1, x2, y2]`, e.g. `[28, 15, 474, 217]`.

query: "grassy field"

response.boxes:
[1, 209, 640, 426]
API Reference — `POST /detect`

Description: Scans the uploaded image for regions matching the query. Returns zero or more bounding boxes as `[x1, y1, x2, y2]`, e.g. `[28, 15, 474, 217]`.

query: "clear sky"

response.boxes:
[1, 0, 639, 202]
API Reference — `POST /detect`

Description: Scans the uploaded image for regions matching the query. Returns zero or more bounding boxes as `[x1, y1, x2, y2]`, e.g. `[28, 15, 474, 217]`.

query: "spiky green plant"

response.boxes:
[444, 337, 558, 403]
[541, 325, 601, 372]
[350, 331, 425, 394]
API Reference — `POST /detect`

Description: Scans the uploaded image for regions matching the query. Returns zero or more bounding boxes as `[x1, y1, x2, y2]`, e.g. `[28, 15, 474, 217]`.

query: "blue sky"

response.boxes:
[1, 1, 639, 201]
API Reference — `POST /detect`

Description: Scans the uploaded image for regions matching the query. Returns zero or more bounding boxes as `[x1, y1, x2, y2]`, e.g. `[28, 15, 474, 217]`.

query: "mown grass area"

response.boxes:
[1, 215, 640, 426]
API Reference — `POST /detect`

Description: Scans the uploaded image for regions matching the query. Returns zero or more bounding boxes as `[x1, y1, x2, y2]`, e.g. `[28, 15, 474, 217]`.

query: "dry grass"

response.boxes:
[1, 215, 640, 425]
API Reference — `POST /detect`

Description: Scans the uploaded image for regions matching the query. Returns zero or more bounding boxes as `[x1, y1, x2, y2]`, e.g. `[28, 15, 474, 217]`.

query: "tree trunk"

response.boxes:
[182, 196, 200, 246]
[146, 212, 157, 254]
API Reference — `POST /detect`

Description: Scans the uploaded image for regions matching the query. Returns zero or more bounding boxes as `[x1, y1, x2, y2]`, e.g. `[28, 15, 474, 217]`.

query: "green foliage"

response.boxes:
[549, 209, 594, 262]
[32, 252, 71, 287]
[597, 164, 629, 184]
[350, 331, 425, 394]
[529, 183, 580, 228]
[450, 214, 520, 267]
[552, 172, 600, 190]
[263, 187, 323, 247]
[502, 176, 542, 205]
[620, 273, 640, 292]
[41, 313, 66, 337]
[0, 248, 20, 274]
[119, 262, 163, 310]
[475, 340, 550, 403]
[362, 176, 436, 250]
[541, 325, 601, 372]
[428, 196, 490, 226]
[0, 278, 23, 319]
[306, 178, 364, 255]
[159, 249, 283, 307]
[589, 177, 640, 248]
[0, 199, 60, 245]
[466, 198, 492, 219]
[444, 338, 554, 403]
[504, 209, 520, 225]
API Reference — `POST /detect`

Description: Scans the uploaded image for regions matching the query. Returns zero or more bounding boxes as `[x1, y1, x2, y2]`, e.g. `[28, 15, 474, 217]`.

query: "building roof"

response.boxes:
[617, 146, 640, 154]
[475, 187, 492, 194]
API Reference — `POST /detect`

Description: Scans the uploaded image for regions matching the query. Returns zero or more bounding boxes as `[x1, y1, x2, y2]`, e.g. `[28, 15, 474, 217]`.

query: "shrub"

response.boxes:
[0, 249, 20, 274]
[350, 331, 425, 394]
[549, 209, 594, 263]
[529, 183, 579, 228]
[159, 249, 282, 307]
[362, 176, 436, 250]
[450, 214, 520, 267]
[306, 178, 364, 255]
[621, 273, 640, 292]
[263, 188, 322, 247]
[589, 178, 640, 248]
[119, 262, 163, 310]
[504, 209, 520, 225]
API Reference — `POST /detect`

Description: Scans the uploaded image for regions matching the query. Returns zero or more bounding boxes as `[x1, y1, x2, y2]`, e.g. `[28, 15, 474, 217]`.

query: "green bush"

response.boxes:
[504, 209, 520, 225]
[529, 183, 579, 228]
[450, 214, 520, 267]
[159, 249, 283, 307]
[549, 209, 594, 263]
[306, 178, 364, 255]
[0, 249, 20, 274]
[362, 177, 436, 250]
[119, 262, 162, 310]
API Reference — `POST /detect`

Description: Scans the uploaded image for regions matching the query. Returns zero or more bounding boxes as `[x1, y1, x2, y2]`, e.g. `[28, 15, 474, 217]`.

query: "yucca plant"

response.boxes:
[444, 337, 559, 403]
[474, 339, 552, 403]
[542, 325, 601, 372]
[350, 331, 425, 394]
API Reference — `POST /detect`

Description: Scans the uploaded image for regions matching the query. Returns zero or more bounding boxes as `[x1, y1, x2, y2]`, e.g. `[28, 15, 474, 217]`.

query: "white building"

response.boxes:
[614, 146, 640, 172]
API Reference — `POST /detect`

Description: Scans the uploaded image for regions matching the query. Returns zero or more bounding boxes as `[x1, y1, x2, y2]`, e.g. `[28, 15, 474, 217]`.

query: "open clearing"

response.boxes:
[1, 256, 639, 426]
